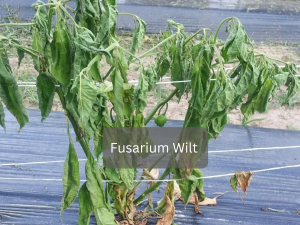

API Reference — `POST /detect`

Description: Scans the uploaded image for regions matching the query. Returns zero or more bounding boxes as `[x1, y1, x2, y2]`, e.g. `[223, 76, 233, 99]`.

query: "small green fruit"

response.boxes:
[154, 115, 167, 127]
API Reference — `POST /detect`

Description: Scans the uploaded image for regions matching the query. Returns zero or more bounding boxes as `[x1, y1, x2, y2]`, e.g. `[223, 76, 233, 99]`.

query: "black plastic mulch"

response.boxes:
[0, 109, 300, 224]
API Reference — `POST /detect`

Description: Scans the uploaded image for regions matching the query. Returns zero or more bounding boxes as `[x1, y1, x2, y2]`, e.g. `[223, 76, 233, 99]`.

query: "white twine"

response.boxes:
[15, 65, 300, 86]
[0, 163, 299, 182]
[16, 74, 300, 87]
[0, 145, 298, 166]
[0, 145, 299, 167]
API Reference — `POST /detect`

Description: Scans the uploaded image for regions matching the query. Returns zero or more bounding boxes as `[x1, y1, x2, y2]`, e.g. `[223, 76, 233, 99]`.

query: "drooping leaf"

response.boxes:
[282, 76, 300, 105]
[72, 77, 98, 126]
[132, 68, 149, 114]
[183, 44, 213, 128]
[157, 55, 170, 78]
[146, 64, 157, 91]
[31, 1, 49, 71]
[85, 160, 117, 225]
[230, 55, 259, 110]
[0, 51, 28, 131]
[96, 3, 118, 47]
[241, 77, 275, 119]
[274, 73, 288, 87]
[36, 73, 56, 122]
[110, 69, 124, 127]
[61, 138, 80, 217]
[129, 17, 146, 63]
[50, 21, 72, 86]
[17, 48, 24, 68]
[119, 168, 135, 191]
[78, 182, 93, 225]
[170, 41, 185, 94]
[222, 24, 251, 62]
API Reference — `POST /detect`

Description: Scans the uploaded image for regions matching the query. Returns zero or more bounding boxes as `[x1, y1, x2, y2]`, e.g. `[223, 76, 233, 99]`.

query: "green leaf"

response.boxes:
[222, 24, 251, 62]
[78, 182, 93, 225]
[172, 168, 205, 206]
[119, 168, 134, 191]
[203, 79, 235, 121]
[50, 21, 72, 86]
[96, 4, 118, 47]
[132, 68, 149, 114]
[274, 73, 288, 87]
[170, 42, 185, 94]
[17, 48, 24, 68]
[0, 100, 5, 132]
[157, 55, 170, 78]
[110, 70, 124, 127]
[117, 50, 129, 82]
[129, 18, 146, 63]
[94, 208, 117, 225]
[283, 76, 300, 105]
[183, 44, 213, 127]
[36, 73, 56, 122]
[85, 160, 117, 225]
[104, 166, 121, 184]
[0, 51, 28, 131]
[146, 65, 157, 91]
[230, 56, 259, 110]
[241, 77, 275, 119]
[61, 138, 80, 218]
[75, 77, 99, 125]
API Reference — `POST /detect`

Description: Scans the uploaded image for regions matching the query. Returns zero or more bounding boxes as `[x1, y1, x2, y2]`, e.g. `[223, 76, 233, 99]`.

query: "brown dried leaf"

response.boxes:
[156, 196, 175, 225]
[194, 193, 203, 215]
[230, 171, 253, 204]
[142, 35, 150, 44]
[181, 191, 224, 206]
[173, 181, 181, 201]
[135, 219, 147, 225]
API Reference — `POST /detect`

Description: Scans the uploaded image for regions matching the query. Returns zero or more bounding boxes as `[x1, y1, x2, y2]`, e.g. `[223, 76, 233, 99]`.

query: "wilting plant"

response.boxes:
[0, 0, 299, 224]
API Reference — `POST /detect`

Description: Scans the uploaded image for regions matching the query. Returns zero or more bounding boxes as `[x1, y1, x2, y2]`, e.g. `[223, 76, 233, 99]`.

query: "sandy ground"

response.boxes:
[7, 39, 300, 131]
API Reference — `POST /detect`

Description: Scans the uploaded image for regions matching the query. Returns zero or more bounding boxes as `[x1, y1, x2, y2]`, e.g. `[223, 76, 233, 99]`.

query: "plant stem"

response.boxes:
[118, 45, 141, 62]
[213, 17, 239, 44]
[145, 88, 179, 125]
[103, 67, 114, 80]
[254, 52, 287, 64]
[119, 12, 140, 20]
[131, 33, 178, 63]
[56, 87, 94, 163]
[183, 28, 207, 46]
[133, 168, 170, 206]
